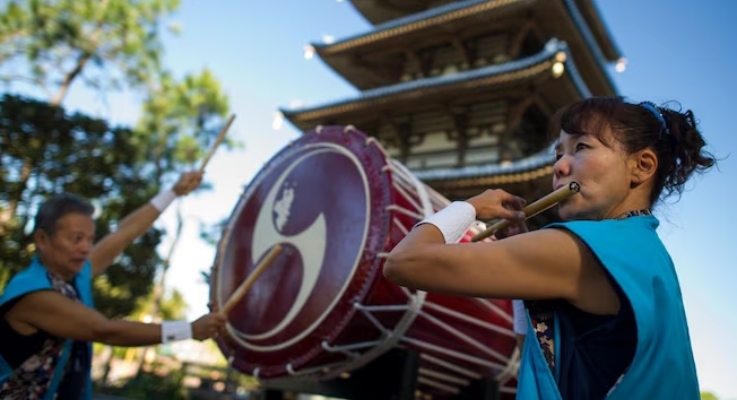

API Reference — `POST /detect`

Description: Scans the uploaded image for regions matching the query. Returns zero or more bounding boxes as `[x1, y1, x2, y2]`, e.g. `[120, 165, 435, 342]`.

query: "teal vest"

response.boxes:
[0, 257, 94, 400]
[516, 215, 700, 399]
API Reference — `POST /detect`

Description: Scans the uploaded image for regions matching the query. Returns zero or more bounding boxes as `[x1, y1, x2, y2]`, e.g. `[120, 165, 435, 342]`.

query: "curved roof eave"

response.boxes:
[310, 0, 619, 94]
[313, 0, 535, 54]
[573, 0, 623, 60]
[281, 38, 589, 121]
[559, 0, 618, 93]
[414, 143, 555, 183]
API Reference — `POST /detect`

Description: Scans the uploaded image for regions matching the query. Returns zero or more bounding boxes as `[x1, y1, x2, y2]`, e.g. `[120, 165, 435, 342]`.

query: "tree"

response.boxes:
[0, 0, 179, 105]
[0, 94, 162, 318]
[0, 0, 181, 236]
[135, 68, 233, 182]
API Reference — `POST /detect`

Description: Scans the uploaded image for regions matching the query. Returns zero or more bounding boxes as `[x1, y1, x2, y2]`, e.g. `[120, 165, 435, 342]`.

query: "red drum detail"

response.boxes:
[209, 126, 519, 398]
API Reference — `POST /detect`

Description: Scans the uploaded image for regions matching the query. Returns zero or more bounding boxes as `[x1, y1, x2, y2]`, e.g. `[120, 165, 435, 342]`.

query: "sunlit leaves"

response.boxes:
[0, 0, 180, 103]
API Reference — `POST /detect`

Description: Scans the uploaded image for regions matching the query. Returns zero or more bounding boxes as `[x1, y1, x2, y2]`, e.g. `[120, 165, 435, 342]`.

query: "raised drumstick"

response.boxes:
[471, 182, 580, 242]
[220, 244, 283, 316]
[199, 114, 236, 173]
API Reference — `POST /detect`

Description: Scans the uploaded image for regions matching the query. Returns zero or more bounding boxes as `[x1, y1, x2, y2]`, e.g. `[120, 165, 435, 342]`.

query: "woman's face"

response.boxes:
[553, 129, 633, 220]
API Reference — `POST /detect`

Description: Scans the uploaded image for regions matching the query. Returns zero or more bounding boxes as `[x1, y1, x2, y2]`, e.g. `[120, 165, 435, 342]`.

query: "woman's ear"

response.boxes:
[630, 148, 658, 184]
[34, 229, 49, 253]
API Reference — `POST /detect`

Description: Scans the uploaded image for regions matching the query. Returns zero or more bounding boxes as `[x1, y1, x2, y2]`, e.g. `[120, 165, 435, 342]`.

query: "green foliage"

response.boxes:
[0, 94, 162, 318]
[130, 286, 189, 321]
[94, 366, 188, 400]
[135, 68, 236, 177]
[0, 0, 180, 104]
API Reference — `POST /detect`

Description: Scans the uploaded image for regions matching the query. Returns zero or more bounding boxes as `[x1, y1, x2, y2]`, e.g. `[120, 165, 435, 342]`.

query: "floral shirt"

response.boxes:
[0, 272, 82, 400]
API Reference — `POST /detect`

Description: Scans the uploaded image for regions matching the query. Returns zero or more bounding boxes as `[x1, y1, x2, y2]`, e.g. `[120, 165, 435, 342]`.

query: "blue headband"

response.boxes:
[639, 101, 670, 138]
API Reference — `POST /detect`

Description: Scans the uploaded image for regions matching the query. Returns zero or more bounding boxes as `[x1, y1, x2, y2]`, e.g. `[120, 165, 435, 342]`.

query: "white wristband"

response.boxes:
[161, 321, 192, 344]
[150, 189, 176, 212]
[414, 201, 477, 244]
[513, 300, 527, 335]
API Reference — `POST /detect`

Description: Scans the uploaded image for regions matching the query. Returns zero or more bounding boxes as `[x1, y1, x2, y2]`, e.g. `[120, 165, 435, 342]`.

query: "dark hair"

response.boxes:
[34, 193, 95, 236]
[548, 96, 716, 205]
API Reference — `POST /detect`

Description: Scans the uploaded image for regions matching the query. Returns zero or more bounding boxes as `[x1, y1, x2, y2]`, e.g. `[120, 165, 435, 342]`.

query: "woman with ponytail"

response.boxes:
[384, 96, 715, 400]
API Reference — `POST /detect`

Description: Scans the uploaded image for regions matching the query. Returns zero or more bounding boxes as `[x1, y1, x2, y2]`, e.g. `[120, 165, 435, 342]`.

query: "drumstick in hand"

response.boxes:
[220, 244, 283, 317]
[199, 114, 236, 173]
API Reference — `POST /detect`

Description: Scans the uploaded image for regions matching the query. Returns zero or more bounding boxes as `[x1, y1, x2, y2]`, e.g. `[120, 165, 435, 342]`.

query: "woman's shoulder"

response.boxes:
[547, 214, 659, 232]
[544, 215, 677, 285]
[546, 215, 663, 251]
[0, 259, 53, 308]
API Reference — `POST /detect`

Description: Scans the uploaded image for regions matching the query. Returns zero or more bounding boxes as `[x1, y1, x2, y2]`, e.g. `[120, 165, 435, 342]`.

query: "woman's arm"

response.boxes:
[89, 201, 166, 277]
[383, 192, 620, 315]
[6, 291, 225, 346]
[89, 171, 203, 276]
[385, 225, 586, 299]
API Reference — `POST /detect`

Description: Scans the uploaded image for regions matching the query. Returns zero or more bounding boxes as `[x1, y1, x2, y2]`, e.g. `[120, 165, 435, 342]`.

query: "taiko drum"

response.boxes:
[209, 125, 520, 398]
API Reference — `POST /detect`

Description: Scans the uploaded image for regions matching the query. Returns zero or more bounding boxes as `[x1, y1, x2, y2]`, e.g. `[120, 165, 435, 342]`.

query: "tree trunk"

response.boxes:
[50, 55, 89, 106]
[99, 345, 115, 386]
[153, 199, 184, 314]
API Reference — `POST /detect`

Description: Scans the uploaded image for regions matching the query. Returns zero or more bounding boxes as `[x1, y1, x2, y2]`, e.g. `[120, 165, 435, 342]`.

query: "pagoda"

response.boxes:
[280, 0, 622, 228]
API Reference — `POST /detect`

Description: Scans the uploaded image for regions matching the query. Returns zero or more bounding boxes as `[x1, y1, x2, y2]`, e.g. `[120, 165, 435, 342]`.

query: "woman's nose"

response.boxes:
[553, 155, 571, 179]
[79, 239, 93, 255]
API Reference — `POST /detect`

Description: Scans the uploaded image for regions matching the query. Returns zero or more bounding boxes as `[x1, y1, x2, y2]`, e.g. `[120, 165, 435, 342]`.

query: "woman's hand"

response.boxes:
[172, 171, 203, 196]
[191, 312, 227, 341]
[466, 189, 527, 221]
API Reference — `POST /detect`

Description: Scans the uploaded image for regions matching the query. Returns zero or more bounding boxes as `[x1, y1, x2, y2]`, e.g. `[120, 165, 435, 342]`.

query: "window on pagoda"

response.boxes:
[508, 104, 550, 158]
[518, 30, 544, 58]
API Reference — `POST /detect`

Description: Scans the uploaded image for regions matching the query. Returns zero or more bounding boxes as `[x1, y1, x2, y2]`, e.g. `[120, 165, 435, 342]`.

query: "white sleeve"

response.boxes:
[512, 299, 527, 335]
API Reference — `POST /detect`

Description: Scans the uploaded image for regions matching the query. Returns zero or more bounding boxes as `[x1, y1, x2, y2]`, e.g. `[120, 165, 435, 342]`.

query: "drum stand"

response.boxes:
[259, 348, 500, 400]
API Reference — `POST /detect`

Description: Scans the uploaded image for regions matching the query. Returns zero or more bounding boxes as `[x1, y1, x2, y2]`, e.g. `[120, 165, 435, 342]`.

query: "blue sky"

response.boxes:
[28, 0, 737, 398]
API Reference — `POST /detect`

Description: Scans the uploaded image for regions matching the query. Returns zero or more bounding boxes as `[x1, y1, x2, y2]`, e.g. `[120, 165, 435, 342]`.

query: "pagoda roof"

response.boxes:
[347, 0, 621, 62]
[323, 0, 528, 54]
[281, 38, 590, 130]
[414, 143, 554, 186]
[570, 0, 622, 62]
[348, 0, 457, 26]
[313, 0, 620, 95]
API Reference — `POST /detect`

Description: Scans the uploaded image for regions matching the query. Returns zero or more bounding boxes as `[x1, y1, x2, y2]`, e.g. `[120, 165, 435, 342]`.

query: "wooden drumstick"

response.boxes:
[220, 244, 283, 316]
[471, 182, 580, 242]
[199, 114, 236, 173]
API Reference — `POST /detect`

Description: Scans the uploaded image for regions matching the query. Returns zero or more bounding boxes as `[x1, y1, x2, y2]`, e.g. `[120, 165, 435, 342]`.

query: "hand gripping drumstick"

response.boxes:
[471, 182, 581, 242]
[220, 244, 283, 317]
[199, 114, 236, 174]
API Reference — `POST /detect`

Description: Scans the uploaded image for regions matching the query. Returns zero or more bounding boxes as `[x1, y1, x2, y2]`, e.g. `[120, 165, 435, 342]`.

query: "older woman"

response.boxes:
[384, 97, 714, 400]
[0, 172, 226, 400]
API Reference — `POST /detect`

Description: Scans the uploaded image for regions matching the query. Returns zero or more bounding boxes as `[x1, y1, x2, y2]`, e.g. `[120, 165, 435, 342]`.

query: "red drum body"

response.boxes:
[209, 126, 519, 398]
